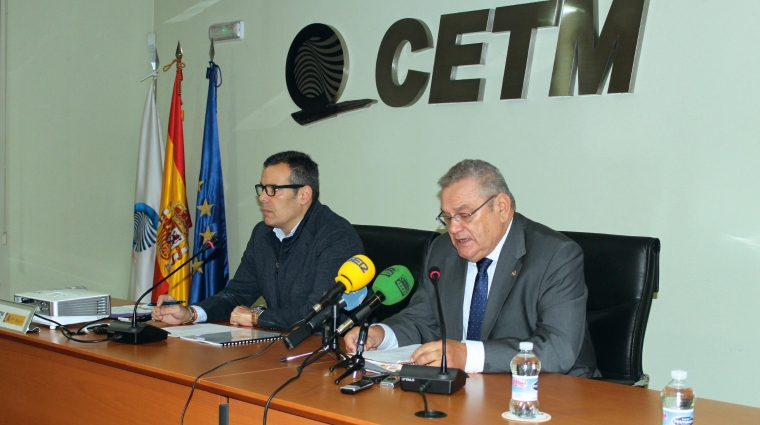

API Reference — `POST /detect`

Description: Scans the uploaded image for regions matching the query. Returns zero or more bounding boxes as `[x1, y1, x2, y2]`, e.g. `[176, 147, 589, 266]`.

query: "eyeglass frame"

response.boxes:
[255, 183, 305, 197]
[436, 195, 497, 227]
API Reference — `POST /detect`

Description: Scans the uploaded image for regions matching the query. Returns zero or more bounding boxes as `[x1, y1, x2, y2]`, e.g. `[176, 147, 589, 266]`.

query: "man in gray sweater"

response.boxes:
[152, 151, 364, 330]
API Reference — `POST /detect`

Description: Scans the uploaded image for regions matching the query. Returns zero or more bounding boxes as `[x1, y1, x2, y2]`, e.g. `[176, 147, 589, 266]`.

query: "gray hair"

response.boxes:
[438, 159, 516, 209]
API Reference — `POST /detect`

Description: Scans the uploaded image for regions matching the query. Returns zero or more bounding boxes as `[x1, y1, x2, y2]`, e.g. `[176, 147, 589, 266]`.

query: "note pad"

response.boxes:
[182, 328, 282, 346]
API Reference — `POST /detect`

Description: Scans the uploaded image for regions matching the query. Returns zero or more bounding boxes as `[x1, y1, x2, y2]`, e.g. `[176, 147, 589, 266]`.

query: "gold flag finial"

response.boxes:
[163, 41, 185, 73]
[209, 39, 215, 62]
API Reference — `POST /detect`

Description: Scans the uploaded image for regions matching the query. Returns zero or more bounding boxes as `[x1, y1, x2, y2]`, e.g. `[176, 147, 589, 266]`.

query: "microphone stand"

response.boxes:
[297, 303, 349, 369]
[330, 320, 368, 384]
[399, 267, 467, 399]
[108, 237, 220, 344]
[413, 275, 448, 418]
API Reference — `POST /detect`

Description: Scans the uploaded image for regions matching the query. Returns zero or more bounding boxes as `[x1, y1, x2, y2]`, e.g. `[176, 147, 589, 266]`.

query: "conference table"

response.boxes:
[1, 316, 758, 425]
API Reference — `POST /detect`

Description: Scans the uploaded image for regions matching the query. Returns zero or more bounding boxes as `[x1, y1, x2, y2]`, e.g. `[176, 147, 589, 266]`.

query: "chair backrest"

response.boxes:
[353, 225, 440, 322]
[560, 231, 660, 385]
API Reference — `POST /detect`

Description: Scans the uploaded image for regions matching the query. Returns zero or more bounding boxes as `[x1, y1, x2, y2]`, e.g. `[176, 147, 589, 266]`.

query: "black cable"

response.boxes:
[35, 314, 112, 343]
[177, 319, 305, 425]
[262, 344, 324, 425]
[75, 317, 118, 334]
[419, 384, 429, 412]
[178, 320, 305, 425]
[179, 338, 280, 425]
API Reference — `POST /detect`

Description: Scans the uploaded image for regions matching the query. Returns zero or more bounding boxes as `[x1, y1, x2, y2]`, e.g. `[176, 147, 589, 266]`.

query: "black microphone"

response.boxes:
[399, 266, 467, 395]
[108, 235, 221, 344]
[283, 287, 367, 350]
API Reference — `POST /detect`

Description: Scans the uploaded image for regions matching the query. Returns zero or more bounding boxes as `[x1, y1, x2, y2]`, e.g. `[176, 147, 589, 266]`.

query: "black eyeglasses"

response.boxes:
[436, 195, 496, 227]
[255, 184, 305, 197]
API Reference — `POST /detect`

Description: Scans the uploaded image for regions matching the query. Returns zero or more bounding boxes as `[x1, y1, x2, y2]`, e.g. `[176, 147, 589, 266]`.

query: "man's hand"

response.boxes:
[343, 325, 385, 353]
[150, 294, 190, 325]
[230, 306, 255, 326]
[411, 340, 467, 369]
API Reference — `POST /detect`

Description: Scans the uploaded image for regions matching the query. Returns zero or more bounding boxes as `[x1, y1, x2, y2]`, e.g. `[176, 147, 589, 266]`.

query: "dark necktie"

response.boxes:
[467, 257, 493, 341]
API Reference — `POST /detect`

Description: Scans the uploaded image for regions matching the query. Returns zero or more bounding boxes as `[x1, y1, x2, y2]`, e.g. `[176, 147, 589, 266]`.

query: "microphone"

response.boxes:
[108, 235, 222, 344]
[335, 265, 415, 334]
[302, 255, 375, 323]
[283, 287, 368, 349]
[399, 266, 467, 395]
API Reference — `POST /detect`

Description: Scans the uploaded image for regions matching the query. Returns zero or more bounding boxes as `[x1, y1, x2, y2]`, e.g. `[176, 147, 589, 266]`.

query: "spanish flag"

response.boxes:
[154, 51, 192, 303]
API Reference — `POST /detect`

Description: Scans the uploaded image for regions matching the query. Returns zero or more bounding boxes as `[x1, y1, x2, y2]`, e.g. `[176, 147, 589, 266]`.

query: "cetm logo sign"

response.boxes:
[286, 0, 649, 123]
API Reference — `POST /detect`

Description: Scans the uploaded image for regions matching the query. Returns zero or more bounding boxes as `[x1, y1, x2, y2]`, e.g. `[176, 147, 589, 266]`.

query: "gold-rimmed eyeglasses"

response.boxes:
[436, 195, 496, 227]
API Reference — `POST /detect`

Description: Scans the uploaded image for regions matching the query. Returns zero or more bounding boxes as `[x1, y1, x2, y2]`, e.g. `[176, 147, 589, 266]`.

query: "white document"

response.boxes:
[362, 344, 421, 373]
[163, 323, 242, 338]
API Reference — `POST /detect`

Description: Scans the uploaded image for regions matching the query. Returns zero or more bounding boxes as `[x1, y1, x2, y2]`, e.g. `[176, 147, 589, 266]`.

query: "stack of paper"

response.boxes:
[361, 344, 421, 373]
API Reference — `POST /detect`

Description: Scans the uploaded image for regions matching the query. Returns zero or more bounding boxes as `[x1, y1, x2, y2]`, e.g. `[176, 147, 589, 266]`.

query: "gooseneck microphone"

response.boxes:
[429, 267, 449, 375]
[303, 255, 375, 323]
[108, 235, 222, 344]
[399, 266, 467, 396]
[335, 265, 415, 334]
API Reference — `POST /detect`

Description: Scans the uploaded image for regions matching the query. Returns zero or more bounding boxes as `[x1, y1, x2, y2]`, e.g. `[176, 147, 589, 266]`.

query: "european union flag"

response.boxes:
[190, 61, 229, 303]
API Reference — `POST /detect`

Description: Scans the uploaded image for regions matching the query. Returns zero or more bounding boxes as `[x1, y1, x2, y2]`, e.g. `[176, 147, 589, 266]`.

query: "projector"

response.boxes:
[14, 288, 111, 324]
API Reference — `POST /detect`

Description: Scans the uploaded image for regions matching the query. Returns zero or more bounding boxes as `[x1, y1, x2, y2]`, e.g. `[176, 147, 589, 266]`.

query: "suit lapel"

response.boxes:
[481, 213, 526, 339]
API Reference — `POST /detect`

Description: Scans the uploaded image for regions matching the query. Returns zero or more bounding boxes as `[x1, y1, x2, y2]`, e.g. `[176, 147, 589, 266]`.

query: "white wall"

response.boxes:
[1, 1, 9, 301]
[4, 0, 154, 295]
[4, 0, 759, 408]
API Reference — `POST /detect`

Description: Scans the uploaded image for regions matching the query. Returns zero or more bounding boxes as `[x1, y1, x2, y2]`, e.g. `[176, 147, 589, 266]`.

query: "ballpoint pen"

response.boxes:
[281, 352, 312, 362]
[146, 301, 186, 306]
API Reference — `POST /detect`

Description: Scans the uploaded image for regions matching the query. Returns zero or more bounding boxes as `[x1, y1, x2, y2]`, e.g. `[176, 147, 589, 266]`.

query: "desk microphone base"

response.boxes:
[107, 322, 169, 344]
[415, 410, 447, 418]
[399, 365, 467, 395]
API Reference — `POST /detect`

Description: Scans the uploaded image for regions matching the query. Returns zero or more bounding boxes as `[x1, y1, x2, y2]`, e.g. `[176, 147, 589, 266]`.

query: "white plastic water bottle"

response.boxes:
[510, 341, 541, 418]
[661, 370, 695, 425]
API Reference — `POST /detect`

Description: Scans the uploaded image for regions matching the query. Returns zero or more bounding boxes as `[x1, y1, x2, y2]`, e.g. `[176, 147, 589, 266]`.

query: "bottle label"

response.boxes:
[662, 408, 693, 425]
[511, 375, 538, 401]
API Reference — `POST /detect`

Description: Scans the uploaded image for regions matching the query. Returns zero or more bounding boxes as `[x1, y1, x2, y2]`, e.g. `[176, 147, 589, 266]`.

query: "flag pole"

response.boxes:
[189, 41, 230, 303]
[154, 41, 192, 303]
[140, 47, 159, 82]
[129, 45, 165, 301]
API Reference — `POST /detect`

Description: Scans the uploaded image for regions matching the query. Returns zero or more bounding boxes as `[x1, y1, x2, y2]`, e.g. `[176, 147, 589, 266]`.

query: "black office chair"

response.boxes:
[561, 231, 660, 387]
[353, 225, 440, 322]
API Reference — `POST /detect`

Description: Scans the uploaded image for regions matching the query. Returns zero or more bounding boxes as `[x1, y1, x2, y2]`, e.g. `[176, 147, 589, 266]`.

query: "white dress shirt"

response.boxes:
[375, 219, 512, 373]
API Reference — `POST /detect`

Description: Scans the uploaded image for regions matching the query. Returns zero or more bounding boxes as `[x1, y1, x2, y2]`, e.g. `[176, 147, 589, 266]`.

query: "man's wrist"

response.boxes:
[374, 323, 398, 350]
[182, 306, 197, 325]
[251, 306, 266, 326]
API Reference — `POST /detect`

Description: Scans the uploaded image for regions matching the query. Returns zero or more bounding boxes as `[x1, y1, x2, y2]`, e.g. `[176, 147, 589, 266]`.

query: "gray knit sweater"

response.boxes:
[195, 201, 364, 330]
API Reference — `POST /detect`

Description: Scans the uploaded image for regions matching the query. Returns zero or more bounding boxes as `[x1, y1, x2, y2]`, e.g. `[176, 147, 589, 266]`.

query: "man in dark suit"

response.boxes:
[345, 159, 598, 376]
[152, 151, 364, 330]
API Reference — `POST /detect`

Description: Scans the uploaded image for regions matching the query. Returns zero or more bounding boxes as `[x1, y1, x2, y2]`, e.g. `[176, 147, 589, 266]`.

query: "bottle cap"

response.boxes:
[519, 342, 533, 351]
[671, 370, 687, 380]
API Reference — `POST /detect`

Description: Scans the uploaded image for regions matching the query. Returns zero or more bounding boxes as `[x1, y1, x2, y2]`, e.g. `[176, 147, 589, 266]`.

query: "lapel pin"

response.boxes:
[512, 270, 517, 276]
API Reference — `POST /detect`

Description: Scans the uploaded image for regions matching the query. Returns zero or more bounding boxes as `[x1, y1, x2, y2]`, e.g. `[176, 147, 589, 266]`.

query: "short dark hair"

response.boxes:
[438, 159, 516, 209]
[263, 151, 320, 199]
